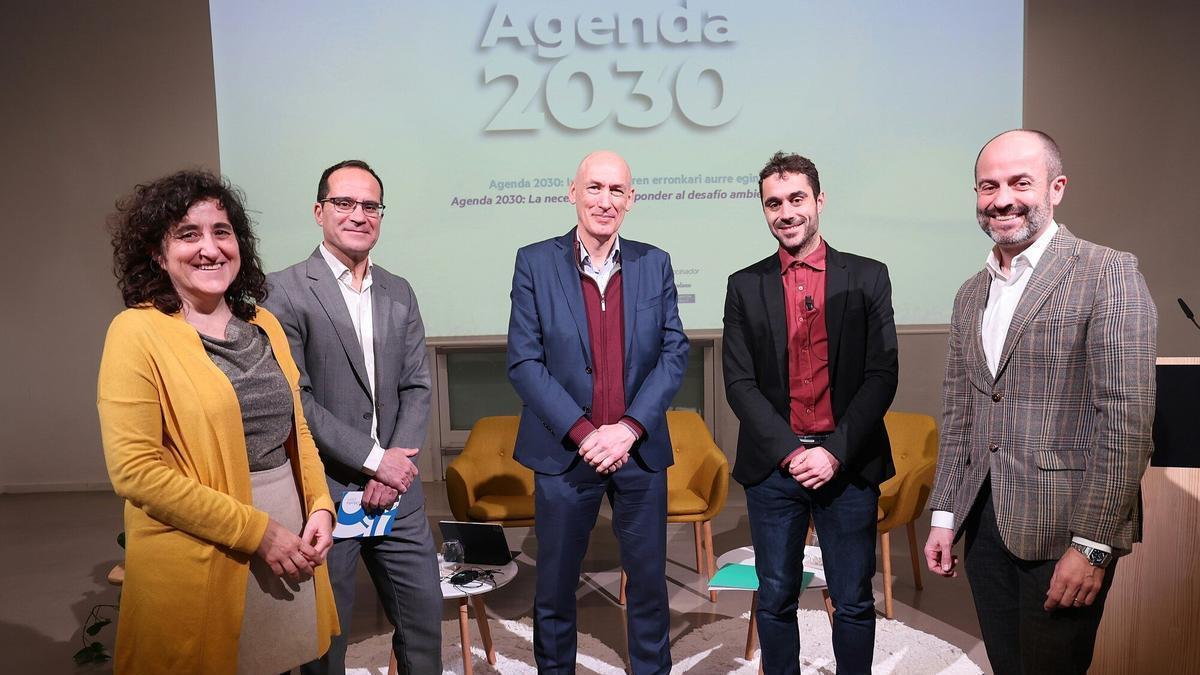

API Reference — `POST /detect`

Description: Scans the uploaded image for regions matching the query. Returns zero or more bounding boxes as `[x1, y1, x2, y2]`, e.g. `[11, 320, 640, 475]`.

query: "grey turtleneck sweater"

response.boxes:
[200, 317, 292, 471]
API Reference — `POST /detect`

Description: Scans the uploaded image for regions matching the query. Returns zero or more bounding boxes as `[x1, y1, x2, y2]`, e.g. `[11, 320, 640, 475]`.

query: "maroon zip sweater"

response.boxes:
[567, 269, 645, 446]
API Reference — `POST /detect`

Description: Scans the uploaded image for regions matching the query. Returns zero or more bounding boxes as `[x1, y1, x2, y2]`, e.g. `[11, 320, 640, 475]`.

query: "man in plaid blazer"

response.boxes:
[924, 130, 1157, 674]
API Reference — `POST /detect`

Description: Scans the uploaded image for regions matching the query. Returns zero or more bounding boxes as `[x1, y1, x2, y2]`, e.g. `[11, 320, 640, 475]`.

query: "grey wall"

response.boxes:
[1024, 0, 1200, 358]
[1, 1, 221, 491]
[2, 0, 1196, 491]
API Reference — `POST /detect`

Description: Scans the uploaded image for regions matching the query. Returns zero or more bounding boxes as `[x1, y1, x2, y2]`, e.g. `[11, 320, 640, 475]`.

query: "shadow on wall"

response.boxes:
[0, 558, 121, 674]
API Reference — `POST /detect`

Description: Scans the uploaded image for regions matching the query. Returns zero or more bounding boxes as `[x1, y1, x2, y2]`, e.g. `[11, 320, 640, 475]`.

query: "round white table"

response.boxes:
[385, 557, 518, 675]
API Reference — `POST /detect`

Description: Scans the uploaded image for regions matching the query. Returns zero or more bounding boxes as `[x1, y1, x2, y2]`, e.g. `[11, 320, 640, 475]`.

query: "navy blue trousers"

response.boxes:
[533, 456, 670, 675]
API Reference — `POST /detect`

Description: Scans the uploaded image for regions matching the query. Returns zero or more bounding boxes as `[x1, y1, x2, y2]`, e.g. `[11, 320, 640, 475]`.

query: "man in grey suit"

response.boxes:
[265, 160, 441, 674]
[924, 130, 1157, 674]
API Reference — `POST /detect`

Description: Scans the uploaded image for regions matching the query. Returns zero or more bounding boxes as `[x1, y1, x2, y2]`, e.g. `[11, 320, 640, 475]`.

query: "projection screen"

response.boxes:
[210, 0, 1023, 336]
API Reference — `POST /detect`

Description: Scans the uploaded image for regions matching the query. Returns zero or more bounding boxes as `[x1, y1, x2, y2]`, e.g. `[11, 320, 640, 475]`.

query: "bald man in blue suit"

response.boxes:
[506, 151, 689, 674]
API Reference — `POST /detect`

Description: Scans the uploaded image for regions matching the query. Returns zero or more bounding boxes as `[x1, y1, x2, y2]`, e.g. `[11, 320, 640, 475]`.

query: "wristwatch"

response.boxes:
[1070, 542, 1113, 568]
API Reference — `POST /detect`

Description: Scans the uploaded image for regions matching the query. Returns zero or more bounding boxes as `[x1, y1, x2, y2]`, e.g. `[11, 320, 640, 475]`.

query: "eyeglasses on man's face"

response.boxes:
[320, 197, 385, 216]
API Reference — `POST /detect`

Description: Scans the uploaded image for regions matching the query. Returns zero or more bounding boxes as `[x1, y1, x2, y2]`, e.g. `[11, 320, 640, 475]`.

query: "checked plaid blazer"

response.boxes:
[928, 226, 1157, 560]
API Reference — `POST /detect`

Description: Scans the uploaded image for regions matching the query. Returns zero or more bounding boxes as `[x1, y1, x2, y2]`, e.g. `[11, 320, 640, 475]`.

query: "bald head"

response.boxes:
[569, 150, 636, 248]
[575, 150, 632, 184]
[976, 129, 1063, 183]
[974, 129, 1068, 253]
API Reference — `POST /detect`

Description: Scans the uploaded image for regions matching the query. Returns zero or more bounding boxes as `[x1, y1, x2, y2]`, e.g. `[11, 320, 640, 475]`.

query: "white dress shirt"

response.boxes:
[318, 243, 386, 473]
[577, 233, 621, 293]
[931, 222, 1109, 553]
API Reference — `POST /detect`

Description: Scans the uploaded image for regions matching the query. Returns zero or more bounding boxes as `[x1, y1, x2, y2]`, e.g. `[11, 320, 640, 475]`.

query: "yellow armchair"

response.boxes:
[450, 412, 730, 604]
[877, 411, 939, 618]
[445, 416, 535, 527]
[621, 410, 730, 603]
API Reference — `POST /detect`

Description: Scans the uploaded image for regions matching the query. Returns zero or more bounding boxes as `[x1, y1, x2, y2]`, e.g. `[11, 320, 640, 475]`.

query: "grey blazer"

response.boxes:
[929, 227, 1157, 559]
[264, 248, 432, 517]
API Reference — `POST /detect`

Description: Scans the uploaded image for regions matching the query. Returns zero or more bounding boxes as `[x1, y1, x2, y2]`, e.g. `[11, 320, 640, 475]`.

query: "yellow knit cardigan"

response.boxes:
[97, 306, 339, 673]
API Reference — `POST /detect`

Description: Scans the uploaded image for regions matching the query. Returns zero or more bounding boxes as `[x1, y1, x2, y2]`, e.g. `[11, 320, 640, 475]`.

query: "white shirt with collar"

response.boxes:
[318, 243, 386, 474]
[578, 233, 621, 294]
[931, 222, 1110, 553]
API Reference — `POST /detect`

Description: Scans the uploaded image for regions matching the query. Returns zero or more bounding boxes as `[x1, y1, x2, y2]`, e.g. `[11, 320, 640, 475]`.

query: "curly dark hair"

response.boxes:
[109, 169, 266, 321]
[758, 152, 821, 200]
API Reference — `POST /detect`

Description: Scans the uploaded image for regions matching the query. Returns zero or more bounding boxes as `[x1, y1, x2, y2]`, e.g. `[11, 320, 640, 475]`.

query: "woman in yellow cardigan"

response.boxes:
[98, 170, 339, 673]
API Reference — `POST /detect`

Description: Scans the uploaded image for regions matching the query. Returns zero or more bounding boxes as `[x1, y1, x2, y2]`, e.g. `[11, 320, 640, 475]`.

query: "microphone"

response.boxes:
[805, 295, 815, 312]
[1180, 298, 1200, 331]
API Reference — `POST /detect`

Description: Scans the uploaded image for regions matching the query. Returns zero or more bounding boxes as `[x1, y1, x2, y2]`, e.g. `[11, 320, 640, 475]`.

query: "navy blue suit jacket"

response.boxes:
[506, 230, 689, 475]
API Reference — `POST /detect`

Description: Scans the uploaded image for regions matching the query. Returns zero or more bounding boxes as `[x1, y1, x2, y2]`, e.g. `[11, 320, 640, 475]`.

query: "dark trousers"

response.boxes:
[745, 469, 879, 675]
[301, 506, 442, 675]
[532, 456, 670, 675]
[964, 481, 1117, 675]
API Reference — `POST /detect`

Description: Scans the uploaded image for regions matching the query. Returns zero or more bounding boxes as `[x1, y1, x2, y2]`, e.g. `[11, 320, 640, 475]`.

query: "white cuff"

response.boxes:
[361, 443, 386, 475]
[1072, 536, 1112, 553]
[930, 510, 955, 530]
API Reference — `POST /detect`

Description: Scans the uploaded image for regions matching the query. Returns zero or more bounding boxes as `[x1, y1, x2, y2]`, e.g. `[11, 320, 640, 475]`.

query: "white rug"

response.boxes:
[346, 610, 981, 674]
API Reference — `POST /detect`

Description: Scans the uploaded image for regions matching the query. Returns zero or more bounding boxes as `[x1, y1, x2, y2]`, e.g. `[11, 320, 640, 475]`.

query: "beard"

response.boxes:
[977, 198, 1051, 246]
[772, 217, 819, 256]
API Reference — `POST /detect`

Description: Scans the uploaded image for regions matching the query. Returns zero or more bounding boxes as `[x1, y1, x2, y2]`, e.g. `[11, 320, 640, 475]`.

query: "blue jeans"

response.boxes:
[745, 468, 879, 675]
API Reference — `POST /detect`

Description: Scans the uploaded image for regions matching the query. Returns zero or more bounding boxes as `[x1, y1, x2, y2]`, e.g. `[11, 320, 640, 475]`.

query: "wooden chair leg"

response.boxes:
[745, 591, 758, 660]
[703, 520, 716, 579]
[388, 648, 397, 675]
[703, 520, 717, 602]
[693, 521, 705, 574]
[804, 520, 815, 547]
[906, 521, 924, 590]
[822, 589, 834, 625]
[816, 586, 835, 624]
[881, 529, 894, 619]
[619, 568, 628, 606]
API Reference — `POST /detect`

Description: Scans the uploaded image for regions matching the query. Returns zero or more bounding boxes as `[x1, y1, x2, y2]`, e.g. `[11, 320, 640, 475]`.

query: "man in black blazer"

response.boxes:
[723, 152, 898, 675]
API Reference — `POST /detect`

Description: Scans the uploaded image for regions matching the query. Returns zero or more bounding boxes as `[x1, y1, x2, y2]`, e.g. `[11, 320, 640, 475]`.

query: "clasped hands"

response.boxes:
[255, 509, 334, 583]
[254, 446, 422, 582]
[579, 423, 636, 474]
[780, 445, 840, 489]
[364, 446, 421, 511]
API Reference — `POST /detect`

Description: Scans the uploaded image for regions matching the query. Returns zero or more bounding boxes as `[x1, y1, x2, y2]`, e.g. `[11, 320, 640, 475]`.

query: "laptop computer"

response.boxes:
[438, 521, 515, 566]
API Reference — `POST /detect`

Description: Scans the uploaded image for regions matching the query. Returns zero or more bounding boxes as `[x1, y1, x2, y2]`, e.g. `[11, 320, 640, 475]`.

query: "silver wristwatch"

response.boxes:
[1070, 542, 1113, 568]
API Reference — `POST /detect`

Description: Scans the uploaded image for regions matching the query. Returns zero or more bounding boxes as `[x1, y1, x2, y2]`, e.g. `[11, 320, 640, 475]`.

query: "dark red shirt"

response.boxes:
[780, 241, 834, 436]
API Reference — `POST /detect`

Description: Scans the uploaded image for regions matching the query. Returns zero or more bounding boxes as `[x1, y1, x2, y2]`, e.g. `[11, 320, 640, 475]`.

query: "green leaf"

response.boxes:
[85, 618, 112, 635]
[72, 645, 92, 664]
[73, 642, 109, 664]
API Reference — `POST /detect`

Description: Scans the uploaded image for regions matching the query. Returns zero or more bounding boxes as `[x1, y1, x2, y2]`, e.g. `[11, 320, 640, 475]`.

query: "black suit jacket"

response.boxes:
[722, 242, 899, 487]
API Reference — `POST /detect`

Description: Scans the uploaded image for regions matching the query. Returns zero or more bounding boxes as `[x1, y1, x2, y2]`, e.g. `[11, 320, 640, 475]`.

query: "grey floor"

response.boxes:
[0, 483, 992, 673]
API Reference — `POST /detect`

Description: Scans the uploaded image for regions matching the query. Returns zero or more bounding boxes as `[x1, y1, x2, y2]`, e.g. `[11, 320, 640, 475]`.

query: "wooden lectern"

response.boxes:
[1093, 357, 1200, 674]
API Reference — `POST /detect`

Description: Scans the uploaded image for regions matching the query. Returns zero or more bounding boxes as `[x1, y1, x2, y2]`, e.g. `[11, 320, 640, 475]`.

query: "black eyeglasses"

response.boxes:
[320, 197, 386, 216]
